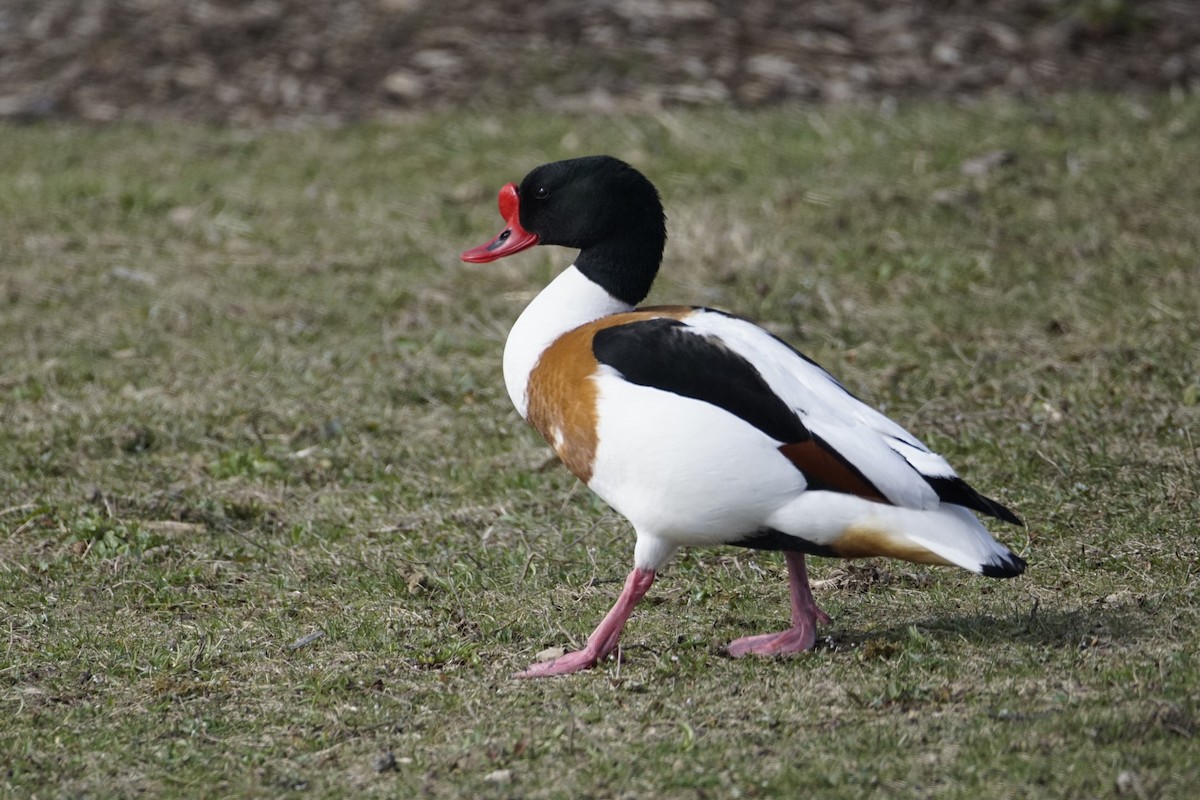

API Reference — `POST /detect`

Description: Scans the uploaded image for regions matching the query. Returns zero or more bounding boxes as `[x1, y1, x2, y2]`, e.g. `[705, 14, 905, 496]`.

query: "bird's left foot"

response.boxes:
[727, 605, 831, 658]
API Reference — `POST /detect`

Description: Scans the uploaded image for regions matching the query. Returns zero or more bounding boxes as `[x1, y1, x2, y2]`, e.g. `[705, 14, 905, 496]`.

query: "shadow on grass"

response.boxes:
[834, 601, 1159, 652]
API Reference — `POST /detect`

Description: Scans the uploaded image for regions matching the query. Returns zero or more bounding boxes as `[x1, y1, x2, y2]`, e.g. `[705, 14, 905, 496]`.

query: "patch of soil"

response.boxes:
[1, 0, 1197, 125]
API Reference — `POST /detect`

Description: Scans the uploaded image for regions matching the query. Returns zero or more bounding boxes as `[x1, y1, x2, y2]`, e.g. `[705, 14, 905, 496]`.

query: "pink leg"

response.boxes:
[515, 567, 656, 678]
[728, 552, 830, 658]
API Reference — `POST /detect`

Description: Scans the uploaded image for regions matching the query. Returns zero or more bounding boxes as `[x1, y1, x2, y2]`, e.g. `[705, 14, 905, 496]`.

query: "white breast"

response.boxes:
[502, 265, 633, 418]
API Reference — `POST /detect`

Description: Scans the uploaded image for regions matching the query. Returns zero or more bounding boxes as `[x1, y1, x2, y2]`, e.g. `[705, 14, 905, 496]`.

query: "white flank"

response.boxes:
[588, 369, 805, 569]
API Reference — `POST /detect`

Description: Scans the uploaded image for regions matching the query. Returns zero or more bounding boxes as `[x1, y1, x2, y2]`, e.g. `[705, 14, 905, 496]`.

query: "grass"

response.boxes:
[2, 95, 1198, 798]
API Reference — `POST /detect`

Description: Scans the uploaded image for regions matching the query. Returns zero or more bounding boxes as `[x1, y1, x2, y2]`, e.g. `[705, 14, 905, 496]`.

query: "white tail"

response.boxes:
[898, 505, 1025, 577]
[766, 492, 1026, 577]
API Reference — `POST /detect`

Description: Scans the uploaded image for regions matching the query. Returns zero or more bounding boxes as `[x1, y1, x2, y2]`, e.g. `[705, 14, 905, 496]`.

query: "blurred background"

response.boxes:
[1, 0, 1197, 125]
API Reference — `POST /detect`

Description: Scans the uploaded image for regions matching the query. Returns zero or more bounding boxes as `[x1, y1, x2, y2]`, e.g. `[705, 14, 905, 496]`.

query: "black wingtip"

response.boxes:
[981, 495, 1024, 527]
[925, 475, 1023, 526]
[981, 550, 1027, 579]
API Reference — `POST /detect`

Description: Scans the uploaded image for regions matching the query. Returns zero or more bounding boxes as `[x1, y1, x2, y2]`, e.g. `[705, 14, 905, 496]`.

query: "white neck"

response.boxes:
[503, 265, 634, 418]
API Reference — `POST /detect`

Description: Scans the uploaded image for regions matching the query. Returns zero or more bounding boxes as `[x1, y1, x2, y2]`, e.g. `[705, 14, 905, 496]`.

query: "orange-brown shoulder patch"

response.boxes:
[526, 306, 693, 484]
[830, 524, 954, 566]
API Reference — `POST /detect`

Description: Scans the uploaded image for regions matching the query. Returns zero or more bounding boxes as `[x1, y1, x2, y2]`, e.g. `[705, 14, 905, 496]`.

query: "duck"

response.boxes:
[461, 155, 1025, 678]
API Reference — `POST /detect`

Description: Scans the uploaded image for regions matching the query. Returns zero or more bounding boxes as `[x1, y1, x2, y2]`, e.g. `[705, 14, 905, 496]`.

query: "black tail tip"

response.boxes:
[981, 551, 1027, 579]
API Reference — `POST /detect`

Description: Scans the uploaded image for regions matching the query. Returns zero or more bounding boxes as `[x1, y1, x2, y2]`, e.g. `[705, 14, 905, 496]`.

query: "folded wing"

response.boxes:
[592, 309, 1020, 525]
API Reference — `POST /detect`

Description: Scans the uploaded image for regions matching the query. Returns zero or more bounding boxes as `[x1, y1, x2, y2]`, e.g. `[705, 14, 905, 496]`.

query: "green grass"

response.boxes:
[2, 95, 1199, 798]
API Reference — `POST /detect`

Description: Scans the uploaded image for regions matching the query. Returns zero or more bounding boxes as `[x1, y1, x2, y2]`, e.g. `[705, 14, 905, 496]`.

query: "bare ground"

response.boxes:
[1, 0, 1198, 125]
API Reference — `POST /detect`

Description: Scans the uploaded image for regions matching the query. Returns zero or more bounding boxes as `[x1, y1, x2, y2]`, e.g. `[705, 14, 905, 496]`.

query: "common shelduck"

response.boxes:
[461, 155, 1026, 678]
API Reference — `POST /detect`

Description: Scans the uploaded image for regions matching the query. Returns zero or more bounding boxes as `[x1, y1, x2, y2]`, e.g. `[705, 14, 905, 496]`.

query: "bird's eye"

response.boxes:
[534, 186, 549, 199]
